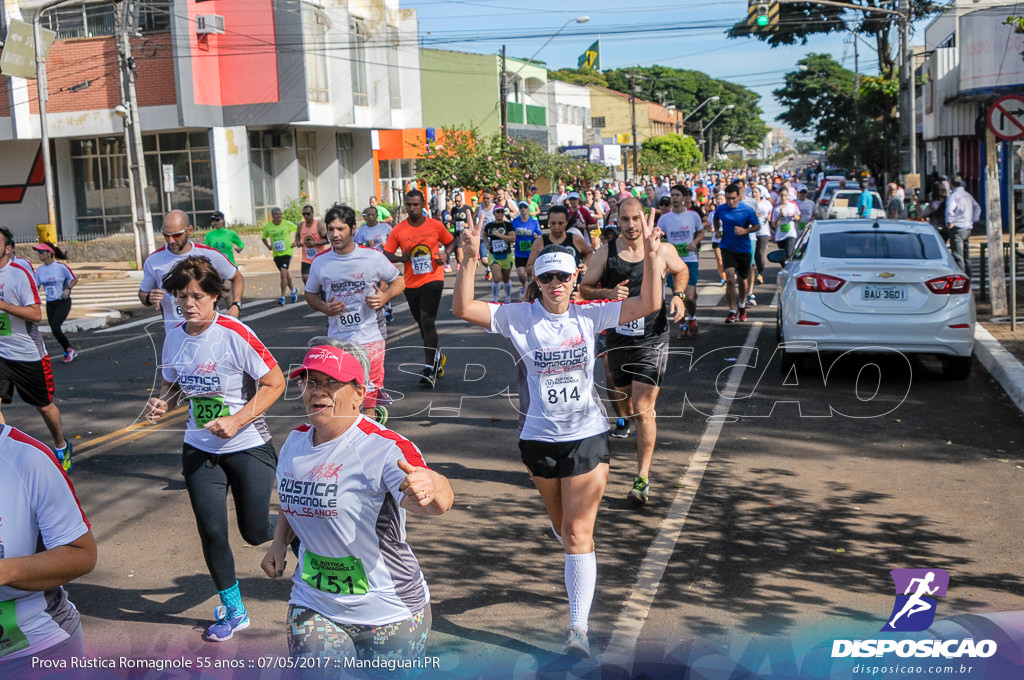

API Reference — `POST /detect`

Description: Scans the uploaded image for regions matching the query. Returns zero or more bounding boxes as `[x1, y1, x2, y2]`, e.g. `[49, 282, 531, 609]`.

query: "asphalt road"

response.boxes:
[9, 257, 1024, 677]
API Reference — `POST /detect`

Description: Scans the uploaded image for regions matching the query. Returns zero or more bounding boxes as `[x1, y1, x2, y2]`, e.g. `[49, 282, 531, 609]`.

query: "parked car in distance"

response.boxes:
[757, 164, 775, 176]
[770, 220, 975, 379]
[826, 189, 884, 219]
[537, 193, 556, 227]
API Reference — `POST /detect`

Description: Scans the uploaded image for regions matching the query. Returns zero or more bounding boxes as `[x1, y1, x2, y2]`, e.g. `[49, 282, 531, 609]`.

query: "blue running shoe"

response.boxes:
[54, 439, 73, 474]
[204, 606, 250, 642]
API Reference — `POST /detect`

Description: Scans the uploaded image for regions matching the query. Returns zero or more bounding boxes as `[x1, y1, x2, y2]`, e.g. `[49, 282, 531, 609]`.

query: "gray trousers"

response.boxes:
[949, 227, 973, 278]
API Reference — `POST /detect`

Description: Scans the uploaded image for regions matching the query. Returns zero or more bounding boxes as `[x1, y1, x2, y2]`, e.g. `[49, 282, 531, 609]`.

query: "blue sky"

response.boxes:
[407, 0, 930, 140]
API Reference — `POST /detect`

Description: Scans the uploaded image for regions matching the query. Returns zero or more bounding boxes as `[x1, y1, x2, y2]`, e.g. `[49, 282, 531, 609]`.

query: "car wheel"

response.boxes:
[942, 355, 972, 380]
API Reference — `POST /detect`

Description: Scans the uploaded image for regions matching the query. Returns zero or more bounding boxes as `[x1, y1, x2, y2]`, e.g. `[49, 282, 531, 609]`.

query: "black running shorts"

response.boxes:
[605, 336, 669, 388]
[0, 356, 55, 407]
[519, 432, 610, 479]
[721, 248, 752, 279]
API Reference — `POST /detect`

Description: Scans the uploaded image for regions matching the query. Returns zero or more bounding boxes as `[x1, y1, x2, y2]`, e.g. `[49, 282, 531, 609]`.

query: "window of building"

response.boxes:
[336, 132, 356, 207]
[592, 116, 606, 129]
[387, 26, 402, 109]
[378, 159, 416, 207]
[350, 19, 368, 107]
[305, 8, 329, 103]
[249, 131, 277, 225]
[42, 1, 169, 39]
[70, 130, 212, 238]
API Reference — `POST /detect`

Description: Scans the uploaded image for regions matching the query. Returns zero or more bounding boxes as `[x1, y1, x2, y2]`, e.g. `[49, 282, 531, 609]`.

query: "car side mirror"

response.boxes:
[767, 250, 788, 264]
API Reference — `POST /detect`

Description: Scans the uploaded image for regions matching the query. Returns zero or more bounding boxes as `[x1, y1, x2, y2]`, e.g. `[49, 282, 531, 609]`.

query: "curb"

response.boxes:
[975, 324, 1024, 415]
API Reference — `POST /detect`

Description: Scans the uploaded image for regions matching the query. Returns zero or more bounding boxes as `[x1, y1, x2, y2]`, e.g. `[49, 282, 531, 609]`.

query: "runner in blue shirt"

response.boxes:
[713, 184, 760, 323]
[512, 201, 543, 300]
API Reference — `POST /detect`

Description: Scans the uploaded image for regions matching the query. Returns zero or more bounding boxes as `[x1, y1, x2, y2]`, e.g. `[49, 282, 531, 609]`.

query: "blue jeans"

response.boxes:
[950, 227, 972, 278]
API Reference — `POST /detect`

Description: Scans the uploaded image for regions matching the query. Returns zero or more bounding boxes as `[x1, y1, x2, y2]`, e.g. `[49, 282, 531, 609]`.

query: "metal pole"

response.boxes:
[114, 2, 142, 268]
[630, 78, 638, 178]
[120, 0, 155, 256]
[32, 16, 56, 229]
[1009, 141, 1017, 331]
[899, 0, 916, 176]
[500, 44, 508, 146]
[853, 30, 860, 171]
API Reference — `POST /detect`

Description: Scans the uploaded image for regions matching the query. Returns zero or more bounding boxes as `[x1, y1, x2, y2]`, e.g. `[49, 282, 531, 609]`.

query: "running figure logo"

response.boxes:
[881, 569, 949, 632]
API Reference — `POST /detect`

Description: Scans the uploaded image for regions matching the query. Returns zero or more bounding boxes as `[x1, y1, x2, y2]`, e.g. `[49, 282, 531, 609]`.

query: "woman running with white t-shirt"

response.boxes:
[452, 215, 663, 657]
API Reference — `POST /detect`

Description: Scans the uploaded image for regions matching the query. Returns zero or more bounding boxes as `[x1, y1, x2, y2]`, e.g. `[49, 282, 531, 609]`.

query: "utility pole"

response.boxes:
[853, 30, 860, 171]
[900, 0, 917, 178]
[117, 0, 155, 258]
[500, 45, 508, 149]
[627, 72, 641, 179]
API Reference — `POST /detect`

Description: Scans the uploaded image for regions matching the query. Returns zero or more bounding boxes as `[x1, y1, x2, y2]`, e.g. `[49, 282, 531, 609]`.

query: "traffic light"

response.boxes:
[747, 0, 779, 33]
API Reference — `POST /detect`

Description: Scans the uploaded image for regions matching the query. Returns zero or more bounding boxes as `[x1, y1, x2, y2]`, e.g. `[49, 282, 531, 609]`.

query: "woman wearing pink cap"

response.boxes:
[452, 215, 663, 657]
[32, 242, 78, 363]
[261, 338, 453, 669]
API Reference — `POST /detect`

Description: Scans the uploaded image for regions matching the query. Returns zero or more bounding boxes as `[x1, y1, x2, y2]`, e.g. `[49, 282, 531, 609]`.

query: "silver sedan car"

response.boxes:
[770, 219, 975, 379]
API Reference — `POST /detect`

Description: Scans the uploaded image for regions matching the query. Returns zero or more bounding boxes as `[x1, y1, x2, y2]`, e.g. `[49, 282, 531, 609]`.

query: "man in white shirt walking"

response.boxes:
[945, 175, 981, 278]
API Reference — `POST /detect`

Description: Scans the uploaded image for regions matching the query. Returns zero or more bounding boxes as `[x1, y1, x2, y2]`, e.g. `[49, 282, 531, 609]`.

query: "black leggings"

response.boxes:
[182, 442, 277, 591]
[754, 236, 770, 275]
[46, 298, 73, 353]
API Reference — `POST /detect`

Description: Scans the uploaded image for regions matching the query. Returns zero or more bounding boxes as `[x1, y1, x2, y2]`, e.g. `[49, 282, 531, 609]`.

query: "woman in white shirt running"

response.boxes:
[452, 216, 663, 657]
[261, 339, 453, 671]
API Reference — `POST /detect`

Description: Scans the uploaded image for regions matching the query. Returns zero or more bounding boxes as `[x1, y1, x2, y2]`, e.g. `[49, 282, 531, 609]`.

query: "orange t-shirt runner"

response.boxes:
[384, 217, 454, 288]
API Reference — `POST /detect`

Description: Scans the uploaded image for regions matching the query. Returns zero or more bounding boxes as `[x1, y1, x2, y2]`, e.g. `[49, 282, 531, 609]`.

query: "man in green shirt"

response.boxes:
[369, 195, 393, 225]
[262, 207, 298, 304]
[203, 211, 245, 265]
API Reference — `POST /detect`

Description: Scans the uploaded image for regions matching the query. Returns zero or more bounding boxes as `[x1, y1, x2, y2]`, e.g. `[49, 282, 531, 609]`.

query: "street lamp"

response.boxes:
[512, 15, 590, 80]
[703, 104, 735, 159]
[682, 95, 720, 124]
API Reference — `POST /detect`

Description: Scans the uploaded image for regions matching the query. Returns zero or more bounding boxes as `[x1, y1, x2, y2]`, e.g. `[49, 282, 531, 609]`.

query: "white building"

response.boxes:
[545, 79, 591, 152]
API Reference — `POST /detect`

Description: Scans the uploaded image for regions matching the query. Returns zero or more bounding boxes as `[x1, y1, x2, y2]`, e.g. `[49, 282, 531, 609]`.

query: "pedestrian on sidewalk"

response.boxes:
[945, 175, 981, 278]
[33, 242, 78, 363]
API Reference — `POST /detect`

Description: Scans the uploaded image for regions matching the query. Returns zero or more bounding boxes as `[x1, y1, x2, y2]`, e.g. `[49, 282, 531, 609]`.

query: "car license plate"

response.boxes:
[862, 285, 906, 302]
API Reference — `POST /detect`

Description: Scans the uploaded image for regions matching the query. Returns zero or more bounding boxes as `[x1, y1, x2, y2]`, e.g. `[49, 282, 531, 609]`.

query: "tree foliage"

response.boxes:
[728, 0, 937, 75]
[603, 65, 769, 150]
[548, 67, 609, 88]
[774, 54, 898, 180]
[641, 134, 703, 174]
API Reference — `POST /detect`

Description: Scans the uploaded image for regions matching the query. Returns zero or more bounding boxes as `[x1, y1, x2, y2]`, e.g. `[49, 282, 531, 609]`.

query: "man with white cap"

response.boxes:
[564, 192, 597, 240]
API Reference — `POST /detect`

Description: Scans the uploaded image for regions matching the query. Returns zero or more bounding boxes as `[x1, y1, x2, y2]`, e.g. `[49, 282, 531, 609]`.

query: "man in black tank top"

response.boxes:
[580, 197, 687, 506]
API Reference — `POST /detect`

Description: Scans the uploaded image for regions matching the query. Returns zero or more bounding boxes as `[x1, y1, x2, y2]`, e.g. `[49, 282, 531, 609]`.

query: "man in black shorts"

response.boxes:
[713, 184, 760, 323]
[0, 226, 73, 471]
[580, 199, 686, 505]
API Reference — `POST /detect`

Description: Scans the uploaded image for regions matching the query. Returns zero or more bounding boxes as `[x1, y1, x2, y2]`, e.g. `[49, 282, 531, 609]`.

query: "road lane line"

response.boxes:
[75, 406, 188, 453]
[603, 318, 765, 662]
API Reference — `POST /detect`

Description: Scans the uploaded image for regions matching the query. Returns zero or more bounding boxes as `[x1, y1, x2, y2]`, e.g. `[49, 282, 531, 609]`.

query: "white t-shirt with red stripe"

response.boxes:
[304, 247, 400, 345]
[161, 314, 277, 454]
[0, 259, 46, 362]
[488, 299, 622, 442]
[34, 262, 76, 303]
[0, 425, 89, 661]
[276, 416, 432, 626]
[140, 243, 239, 322]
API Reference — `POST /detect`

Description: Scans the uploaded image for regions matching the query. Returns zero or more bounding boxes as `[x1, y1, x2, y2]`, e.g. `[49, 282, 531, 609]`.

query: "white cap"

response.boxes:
[534, 251, 577, 276]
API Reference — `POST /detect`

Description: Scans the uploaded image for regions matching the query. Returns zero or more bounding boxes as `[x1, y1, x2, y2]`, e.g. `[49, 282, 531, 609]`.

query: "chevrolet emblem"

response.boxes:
[878, 272, 895, 279]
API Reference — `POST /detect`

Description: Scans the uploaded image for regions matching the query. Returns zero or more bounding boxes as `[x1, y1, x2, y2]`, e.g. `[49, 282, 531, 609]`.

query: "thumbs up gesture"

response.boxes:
[365, 281, 388, 310]
[396, 457, 454, 515]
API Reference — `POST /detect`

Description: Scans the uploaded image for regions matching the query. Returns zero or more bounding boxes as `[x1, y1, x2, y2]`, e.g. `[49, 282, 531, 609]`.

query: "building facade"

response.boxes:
[0, 0, 421, 242]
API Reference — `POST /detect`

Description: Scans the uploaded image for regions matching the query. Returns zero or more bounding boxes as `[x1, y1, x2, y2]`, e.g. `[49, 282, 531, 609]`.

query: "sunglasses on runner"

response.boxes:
[537, 272, 573, 284]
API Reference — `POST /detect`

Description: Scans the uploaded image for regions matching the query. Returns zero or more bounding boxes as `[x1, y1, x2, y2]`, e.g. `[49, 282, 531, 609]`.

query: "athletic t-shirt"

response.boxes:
[161, 314, 277, 455]
[0, 425, 89, 661]
[203, 228, 245, 266]
[797, 198, 816, 228]
[305, 248, 400, 345]
[512, 216, 542, 259]
[713, 203, 759, 254]
[0, 260, 45, 362]
[298, 220, 330, 264]
[753, 199, 773, 237]
[354, 224, 393, 253]
[659, 210, 702, 263]
[773, 202, 800, 241]
[34, 262, 76, 303]
[488, 300, 622, 442]
[139, 243, 239, 323]
[262, 221, 296, 257]
[383, 218, 453, 289]
[450, 205, 472, 234]
[277, 417, 432, 626]
[485, 222, 512, 259]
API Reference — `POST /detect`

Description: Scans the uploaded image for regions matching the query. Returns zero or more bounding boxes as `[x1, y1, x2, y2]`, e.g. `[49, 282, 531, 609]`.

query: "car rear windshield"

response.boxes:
[819, 231, 944, 259]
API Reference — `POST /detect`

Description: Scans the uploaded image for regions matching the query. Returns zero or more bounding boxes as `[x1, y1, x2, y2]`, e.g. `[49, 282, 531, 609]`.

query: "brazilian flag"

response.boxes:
[577, 41, 599, 70]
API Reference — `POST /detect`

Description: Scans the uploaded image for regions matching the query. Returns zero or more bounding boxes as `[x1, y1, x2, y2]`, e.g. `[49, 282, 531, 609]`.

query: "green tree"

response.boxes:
[641, 134, 703, 173]
[548, 67, 609, 88]
[415, 127, 480, 191]
[774, 54, 897, 180]
[728, 0, 937, 75]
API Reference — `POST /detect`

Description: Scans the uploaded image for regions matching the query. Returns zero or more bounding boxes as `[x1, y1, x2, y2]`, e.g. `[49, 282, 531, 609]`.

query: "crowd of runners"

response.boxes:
[1, 165, 822, 675]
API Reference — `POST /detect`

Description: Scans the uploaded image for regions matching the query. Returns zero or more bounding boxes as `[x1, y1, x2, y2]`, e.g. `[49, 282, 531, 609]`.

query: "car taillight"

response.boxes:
[819, 198, 829, 205]
[795, 273, 845, 292]
[926, 275, 971, 294]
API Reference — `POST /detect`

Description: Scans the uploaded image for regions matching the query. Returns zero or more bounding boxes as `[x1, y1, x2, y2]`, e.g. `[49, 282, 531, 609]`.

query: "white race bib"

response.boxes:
[44, 284, 59, 300]
[336, 309, 362, 329]
[274, 239, 287, 253]
[615, 316, 645, 337]
[305, 247, 318, 259]
[540, 371, 585, 415]
[411, 254, 433, 275]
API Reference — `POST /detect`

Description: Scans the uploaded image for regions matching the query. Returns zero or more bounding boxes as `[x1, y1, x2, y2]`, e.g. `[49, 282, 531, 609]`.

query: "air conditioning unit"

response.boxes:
[196, 15, 225, 35]
[263, 131, 293, 148]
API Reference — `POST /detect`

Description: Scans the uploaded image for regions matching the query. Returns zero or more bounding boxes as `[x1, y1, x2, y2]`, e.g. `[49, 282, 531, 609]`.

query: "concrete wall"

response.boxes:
[420, 48, 500, 135]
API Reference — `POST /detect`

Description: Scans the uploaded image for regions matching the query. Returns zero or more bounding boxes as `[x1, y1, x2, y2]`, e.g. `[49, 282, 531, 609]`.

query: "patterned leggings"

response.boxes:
[287, 604, 431, 678]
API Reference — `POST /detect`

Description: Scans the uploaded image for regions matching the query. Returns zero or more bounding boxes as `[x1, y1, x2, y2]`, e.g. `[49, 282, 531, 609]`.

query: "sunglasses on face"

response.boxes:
[302, 211, 313, 216]
[211, 217, 222, 222]
[537, 272, 573, 284]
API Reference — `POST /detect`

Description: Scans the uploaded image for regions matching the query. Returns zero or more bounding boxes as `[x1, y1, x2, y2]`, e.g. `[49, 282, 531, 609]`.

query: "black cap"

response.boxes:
[658, 196, 671, 206]
[211, 210, 225, 221]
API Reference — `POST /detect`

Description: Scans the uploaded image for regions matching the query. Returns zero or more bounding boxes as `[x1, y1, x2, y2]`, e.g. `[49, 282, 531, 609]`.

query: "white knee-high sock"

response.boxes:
[503, 282, 512, 300]
[565, 551, 596, 632]
[491, 282, 499, 300]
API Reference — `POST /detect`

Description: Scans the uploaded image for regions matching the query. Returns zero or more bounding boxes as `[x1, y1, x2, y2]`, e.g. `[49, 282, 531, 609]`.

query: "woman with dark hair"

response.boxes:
[32, 242, 78, 363]
[452, 218, 663, 657]
[143, 256, 285, 643]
